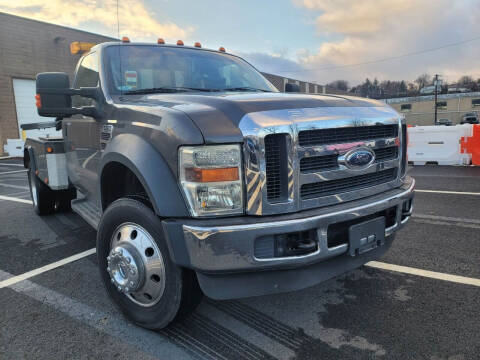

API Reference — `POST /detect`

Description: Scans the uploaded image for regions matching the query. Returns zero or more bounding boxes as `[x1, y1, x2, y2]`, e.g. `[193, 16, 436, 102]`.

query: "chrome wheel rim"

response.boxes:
[108, 223, 166, 307]
[30, 171, 38, 207]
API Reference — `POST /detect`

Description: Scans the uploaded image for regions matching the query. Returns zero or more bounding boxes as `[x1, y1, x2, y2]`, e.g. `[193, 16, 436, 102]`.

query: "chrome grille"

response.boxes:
[301, 168, 398, 199]
[240, 106, 404, 216]
[300, 146, 398, 173]
[298, 125, 398, 146]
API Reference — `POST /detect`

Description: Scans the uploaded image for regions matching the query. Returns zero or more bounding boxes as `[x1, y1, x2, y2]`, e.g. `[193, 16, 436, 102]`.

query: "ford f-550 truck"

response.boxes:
[23, 39, 414, 330]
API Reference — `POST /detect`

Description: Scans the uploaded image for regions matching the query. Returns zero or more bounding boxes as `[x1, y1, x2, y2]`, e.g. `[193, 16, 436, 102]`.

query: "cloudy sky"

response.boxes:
[1, 0, 479, 86]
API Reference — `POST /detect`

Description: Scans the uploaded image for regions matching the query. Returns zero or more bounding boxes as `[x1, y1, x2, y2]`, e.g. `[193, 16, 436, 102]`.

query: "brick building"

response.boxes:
[386, 92, 480, 126]
[0, 12, 347, 155]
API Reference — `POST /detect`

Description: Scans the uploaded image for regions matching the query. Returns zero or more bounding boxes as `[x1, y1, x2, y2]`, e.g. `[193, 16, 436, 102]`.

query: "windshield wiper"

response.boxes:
[123, 87, 221, 95]
[221, 87, 271, 92]
[123, 87, 188, 95]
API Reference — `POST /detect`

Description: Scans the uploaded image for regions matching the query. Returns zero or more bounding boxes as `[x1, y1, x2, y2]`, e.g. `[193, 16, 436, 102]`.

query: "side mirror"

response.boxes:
[36, 72, 99, 118]
[285, 83, 300, 93]
[36, 73, 72, 117]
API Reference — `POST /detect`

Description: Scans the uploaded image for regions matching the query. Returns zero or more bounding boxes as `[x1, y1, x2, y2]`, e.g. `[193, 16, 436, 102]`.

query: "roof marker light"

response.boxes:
[219, 46, 226, 52]
[194, 42, 201, 48]
[121, 36, 130, 43]
[157, 38, 165, 44]
[176, 40, 184, 46]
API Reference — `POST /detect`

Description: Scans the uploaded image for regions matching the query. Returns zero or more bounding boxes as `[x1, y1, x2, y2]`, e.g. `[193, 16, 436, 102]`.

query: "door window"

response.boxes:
[72, 52, 99, 107]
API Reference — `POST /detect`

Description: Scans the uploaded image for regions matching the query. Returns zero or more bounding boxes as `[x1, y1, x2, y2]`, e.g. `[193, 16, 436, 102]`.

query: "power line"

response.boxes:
[276, 35, 480, 74]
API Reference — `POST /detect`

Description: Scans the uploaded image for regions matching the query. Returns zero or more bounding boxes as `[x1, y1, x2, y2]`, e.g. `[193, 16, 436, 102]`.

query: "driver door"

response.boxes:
[64, 52, 102, 204]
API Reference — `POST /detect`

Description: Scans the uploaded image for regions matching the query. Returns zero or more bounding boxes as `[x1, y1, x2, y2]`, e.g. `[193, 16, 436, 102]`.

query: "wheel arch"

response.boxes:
[99, 134, 189, 217]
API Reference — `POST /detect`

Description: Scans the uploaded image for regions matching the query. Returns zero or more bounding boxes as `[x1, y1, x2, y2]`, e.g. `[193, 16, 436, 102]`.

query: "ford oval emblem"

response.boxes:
[344, 148, 375, 169]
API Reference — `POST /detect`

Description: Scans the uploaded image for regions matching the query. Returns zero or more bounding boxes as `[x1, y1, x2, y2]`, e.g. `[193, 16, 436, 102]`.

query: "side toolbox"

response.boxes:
[24, 137, 69, 190]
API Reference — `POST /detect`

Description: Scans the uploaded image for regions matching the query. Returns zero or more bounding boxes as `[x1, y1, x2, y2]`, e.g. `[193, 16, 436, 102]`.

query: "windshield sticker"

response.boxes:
[125, 71, 138, 89]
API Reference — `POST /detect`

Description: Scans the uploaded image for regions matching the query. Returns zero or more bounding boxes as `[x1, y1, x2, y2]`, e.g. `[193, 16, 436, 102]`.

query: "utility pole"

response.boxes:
[433, 74, 441, 125]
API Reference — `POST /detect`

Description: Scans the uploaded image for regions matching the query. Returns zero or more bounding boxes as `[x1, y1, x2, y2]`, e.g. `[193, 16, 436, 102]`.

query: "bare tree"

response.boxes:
[414, 73, 431, 90]
[327, 80, 349, 91]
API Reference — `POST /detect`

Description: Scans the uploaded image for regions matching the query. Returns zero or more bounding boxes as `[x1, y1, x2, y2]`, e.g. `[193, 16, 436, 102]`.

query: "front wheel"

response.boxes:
[97, 198, 202, 329]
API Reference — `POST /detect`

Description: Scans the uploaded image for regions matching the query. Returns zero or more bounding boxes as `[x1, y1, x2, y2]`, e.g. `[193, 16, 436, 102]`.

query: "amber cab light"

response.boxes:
[185, 167, 239, 183]
[157, 38, 165, 44]
[194, 42, 201, 48]
[176, 40, 184, 46]
[122, 36, 130, 43]
[219, 46, 226, 52]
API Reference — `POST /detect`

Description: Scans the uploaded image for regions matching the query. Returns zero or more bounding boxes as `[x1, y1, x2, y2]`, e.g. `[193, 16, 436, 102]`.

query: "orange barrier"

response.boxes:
[461, 124, 480, 165]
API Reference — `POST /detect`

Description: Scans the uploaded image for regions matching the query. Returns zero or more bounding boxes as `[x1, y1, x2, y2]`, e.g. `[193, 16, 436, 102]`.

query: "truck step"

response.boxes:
[72, 198, 101, 230]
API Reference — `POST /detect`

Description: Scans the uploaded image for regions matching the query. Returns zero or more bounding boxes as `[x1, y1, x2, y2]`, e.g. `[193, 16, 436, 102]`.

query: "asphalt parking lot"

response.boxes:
[0, 158, 479, 360]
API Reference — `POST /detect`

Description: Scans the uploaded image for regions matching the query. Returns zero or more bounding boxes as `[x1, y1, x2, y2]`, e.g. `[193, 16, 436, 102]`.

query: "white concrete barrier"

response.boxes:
[407, 124, 472, 165]
[3, 139, 24, 157]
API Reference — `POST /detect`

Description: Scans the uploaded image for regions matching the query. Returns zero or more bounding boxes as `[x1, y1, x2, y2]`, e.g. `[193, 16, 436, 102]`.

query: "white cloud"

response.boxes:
[289, 0, 480, 85]
[0, 0, 193, 42]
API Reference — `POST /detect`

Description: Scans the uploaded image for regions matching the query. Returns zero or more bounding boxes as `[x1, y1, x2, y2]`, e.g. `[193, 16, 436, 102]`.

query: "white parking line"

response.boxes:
[0, 163, 24, 167]
[0, 182, 29, 190]
[0, 248, 96, 289]
[366, 261, 480, 287]
[1, 244, 479, 291]
[416, 189, 480, 196]
[0, 169, 27, 175]
[0, 195, 32, 204]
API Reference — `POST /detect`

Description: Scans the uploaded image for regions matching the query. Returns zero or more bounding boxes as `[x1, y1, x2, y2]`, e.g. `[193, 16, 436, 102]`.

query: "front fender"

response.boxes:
[100, 134, 189, 217]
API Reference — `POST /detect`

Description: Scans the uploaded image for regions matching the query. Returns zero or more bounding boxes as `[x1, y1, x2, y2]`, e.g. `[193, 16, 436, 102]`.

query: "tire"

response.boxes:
[28, 169, 55, 215]
[97, 198, 202, 329]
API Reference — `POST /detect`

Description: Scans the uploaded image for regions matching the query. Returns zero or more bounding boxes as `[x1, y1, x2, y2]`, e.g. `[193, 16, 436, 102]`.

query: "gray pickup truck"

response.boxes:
[23, 40, 414, 330]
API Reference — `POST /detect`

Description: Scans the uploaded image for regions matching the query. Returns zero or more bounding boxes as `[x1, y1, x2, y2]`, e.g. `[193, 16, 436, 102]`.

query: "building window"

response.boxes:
[472, 99, 480, 107]
[400, 104, 411, 112]
[436, 101, 447, 110]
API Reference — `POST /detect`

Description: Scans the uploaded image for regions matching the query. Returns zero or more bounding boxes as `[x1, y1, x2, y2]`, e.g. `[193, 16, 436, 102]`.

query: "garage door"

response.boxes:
[12, 78, 60, 140]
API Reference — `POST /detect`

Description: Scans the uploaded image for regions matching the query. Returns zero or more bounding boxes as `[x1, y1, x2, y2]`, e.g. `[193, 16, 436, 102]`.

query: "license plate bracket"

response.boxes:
[348, 217, 386, 257]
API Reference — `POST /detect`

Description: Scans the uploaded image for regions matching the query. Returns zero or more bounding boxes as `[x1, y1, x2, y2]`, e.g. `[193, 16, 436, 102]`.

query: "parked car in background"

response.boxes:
[461, 112, 479, 124]
[436, 118, 452, 126]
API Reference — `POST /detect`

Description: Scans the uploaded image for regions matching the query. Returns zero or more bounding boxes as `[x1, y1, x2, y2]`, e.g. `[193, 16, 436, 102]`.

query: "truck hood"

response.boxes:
[127, 92, 386, 144]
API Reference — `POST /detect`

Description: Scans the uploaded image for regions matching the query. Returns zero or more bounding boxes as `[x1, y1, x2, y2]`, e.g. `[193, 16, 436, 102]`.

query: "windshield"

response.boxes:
[103, 45, 278, 94]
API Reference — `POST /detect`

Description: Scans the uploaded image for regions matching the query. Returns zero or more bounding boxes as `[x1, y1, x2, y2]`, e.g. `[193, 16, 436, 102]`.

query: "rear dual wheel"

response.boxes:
[27, 168, 74, 215]
[97, 198, 202, 330]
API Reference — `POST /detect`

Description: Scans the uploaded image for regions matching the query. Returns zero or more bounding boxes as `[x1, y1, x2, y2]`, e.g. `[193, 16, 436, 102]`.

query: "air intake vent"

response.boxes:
[300, 154, 338, 172]
[299, 125, 398, 146]
[373, 146, 398, 161]
[265, 134, 288, 202]
[301, 168, 397, 199]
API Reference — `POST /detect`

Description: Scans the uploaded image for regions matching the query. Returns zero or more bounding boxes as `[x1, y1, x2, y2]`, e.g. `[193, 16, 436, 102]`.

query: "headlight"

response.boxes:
[179, 145, 243, 217]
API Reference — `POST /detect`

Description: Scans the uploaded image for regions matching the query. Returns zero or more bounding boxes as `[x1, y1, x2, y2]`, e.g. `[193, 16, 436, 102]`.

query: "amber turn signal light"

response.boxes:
[35, 94, 41, 108]
[185, 167, 239, 183]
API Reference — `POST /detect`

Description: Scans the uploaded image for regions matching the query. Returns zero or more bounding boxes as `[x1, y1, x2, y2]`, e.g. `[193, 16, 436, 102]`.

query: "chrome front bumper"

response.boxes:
[163, 176, 415, 274]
